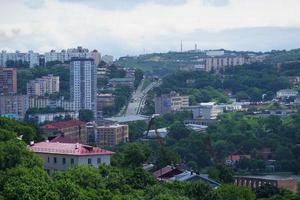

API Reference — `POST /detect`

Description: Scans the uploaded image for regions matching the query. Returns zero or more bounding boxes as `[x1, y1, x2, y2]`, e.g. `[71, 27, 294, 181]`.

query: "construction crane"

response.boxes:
[145, 114, 164, 147]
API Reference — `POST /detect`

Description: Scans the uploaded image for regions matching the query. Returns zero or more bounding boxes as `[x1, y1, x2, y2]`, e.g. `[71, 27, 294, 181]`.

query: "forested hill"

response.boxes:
[267, 49, 300, 63]
[115, 48, 300, 75]
[154, 63, 291, 102]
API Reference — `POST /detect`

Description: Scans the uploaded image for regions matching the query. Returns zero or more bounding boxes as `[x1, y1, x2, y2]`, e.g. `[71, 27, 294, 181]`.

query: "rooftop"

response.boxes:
[28, 141, 114, 156]
[153, 165, 184, 178]
[109, 77, 134, 82]
[105, 115, 149, 123]
[41, 120, 85, 129]
[49, 135, 76, 144]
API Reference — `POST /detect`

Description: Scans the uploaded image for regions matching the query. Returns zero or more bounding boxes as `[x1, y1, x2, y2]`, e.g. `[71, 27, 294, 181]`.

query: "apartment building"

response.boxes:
[204, 55, 248, 72]
[0, 95, 29, 119]
[44, 47, 101, 66]
[0, 50, 39, 68]
[27, 74, 59, 96]
[171, 94, 189, 111]
[70, 58, 97, 114]
[0, 68, 17, 95]
[155, 92, 189, 114]
[29, 96, 50, 109]
[96, 124, 129, 146]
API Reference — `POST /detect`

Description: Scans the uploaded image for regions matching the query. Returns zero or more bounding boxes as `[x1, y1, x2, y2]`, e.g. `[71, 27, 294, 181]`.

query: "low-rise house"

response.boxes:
[185, 124, 207, 133]
[182, 102, 223, 120]
[108, 77, 134, 88]
[143, 128, 168, 138]
[276, 89, 298, 99]
[257, 148, 272, 160]
[40, 120, 87, 144]
[153, 165, 220, 189]
[97, 93, 115, 111]
[170, 171, 220, 189]
[28, 141, 114, 175]
[287, 76, 300, 85]
[225, 154, 251, 166]
[153, 165, 184, 181]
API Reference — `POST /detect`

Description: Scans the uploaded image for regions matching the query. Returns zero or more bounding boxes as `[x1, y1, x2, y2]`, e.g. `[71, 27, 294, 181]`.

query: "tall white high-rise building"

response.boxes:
[70, 58, 97, 114]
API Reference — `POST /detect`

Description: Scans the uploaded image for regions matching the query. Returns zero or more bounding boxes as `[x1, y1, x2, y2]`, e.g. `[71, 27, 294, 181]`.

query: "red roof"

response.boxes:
[28, 141, 114, 156]
[226, 154, 251, 161]
[153, 165, 183, 178]
[49, 135, 76, 144]
[41, 120, 85, 129]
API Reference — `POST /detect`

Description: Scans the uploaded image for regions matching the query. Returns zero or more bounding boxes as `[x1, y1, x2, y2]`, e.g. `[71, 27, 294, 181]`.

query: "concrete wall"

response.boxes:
[37, 152, 111, 175]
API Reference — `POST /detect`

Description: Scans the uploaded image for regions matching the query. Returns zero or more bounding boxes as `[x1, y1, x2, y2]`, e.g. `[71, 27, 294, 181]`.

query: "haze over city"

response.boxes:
[1, 0, 300, 57]
[1, 0, 300, 199]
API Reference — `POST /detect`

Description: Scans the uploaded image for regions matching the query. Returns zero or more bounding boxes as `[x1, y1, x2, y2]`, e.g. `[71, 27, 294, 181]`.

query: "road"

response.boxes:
[125, 79, 160, 116]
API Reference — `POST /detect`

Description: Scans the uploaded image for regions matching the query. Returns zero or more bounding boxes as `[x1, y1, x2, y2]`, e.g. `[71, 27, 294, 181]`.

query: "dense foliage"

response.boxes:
[1, 117, 300, 199]
[79, 109, 95, 122]
[156, 63, 291, 102]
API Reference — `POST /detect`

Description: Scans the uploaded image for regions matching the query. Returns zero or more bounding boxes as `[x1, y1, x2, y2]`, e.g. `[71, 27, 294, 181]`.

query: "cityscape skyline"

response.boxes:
[0, 0, 300, 57]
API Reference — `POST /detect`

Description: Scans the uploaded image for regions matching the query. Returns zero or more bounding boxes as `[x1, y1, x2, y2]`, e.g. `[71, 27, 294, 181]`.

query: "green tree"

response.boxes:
[79, 109, 94, 122]
[122, 143, 150, 168]
[255, 184, 280, 199]
[217, 184, 256, 200]
[0, 166, 58, 200]
[168, 121, 191, 140]
[208, 165, 234, 183]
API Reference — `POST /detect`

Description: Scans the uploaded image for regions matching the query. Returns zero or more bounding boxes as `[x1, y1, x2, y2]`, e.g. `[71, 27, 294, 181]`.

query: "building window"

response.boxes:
[97, 158, 101, 164]
[70, 158, 74, 165]
[53, 157, 57, 163]
[47, 157, 50, 163]
[62, 158, 66, 165]
[88, 158, 92, 165]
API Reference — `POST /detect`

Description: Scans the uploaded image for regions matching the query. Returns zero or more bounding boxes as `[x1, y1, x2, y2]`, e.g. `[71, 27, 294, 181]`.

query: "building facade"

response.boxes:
[27, 74, 59, 97]
[204, 55, 248, 72]
[0, 68, 17, 95]
[155, 92, 189, 114]
[97, 93, 115, 111]
[28, 141, 114, 175]
[28, 111, 78, 124]
[0, 95, 29, 119]
[70, 58, 97, 114]
[0, 50, 39, 68]
[108, 78, 135, 89]
[96, 124, 129, 146]
[44, 47, 101, 66]
[276, 89, 299, 99]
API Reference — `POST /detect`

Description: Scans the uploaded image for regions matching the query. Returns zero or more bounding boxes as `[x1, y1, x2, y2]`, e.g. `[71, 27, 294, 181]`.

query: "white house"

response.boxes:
[28, 141, 114, 175]
[276, 89, 299, 99]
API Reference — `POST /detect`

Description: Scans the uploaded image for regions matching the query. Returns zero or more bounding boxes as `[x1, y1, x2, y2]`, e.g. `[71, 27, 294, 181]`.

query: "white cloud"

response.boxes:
[0, 0, 299, 56]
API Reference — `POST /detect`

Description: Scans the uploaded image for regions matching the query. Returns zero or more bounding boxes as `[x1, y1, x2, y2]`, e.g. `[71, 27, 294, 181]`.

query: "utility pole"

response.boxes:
[180, 40, 183, 52]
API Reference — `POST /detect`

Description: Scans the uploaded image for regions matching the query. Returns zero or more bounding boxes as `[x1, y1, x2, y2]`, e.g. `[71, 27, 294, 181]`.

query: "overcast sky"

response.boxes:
[0, 0, 300, 57]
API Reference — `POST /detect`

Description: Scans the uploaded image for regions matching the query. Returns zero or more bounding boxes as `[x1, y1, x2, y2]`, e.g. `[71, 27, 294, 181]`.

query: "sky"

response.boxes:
[0, 0, 300, 57]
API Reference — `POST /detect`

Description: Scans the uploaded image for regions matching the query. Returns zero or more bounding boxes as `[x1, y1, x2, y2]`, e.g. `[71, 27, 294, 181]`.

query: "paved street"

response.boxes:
[125, 79, 160, 116]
